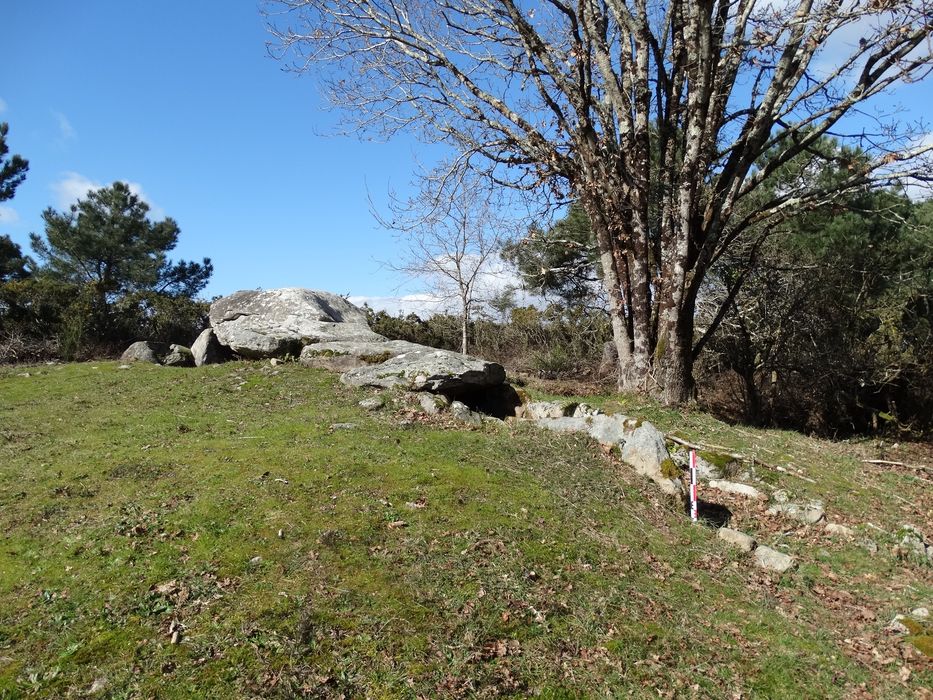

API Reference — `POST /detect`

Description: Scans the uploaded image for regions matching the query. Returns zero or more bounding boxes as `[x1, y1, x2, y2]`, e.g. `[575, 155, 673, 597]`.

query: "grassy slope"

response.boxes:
[0, 362, 929, 699]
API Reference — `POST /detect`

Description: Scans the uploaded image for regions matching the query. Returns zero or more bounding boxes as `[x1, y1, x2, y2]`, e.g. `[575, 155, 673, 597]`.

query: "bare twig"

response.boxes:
[862, 459, 933, 474]
[666, 433, 781, 472]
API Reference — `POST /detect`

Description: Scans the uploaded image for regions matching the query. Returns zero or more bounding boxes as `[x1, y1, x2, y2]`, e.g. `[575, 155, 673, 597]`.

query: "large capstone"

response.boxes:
[340, 347, 506, 395]
[209, 288, 385, 359]
[299, 339, 427, 371]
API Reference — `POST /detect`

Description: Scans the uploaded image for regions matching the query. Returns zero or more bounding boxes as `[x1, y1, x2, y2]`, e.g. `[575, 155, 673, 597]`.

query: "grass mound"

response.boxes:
[0, 362, 930, 698]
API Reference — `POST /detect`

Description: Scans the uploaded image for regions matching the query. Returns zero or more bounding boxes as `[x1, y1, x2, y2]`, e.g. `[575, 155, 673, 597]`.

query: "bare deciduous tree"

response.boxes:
[267, 0, 933, 403]
[374, 173, 508, 355]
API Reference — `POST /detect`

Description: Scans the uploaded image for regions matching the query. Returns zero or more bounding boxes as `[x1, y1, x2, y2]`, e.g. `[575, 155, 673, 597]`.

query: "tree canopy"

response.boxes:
[30, 182, 212, 300]
[268, 0, 933, 403]
[0, 122, 31, 283]
[503, 203, 599, 307]
[0, 122, 29, 203]
[700, 188, 932, 433]
[0, 234, 31, 283]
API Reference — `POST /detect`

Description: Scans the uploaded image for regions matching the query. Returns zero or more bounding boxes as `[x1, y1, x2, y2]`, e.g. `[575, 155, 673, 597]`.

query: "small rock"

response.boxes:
[572, 402, 601, 418]
[772, 490, 790, 504]
[708, 480, 765, 500]
[418, 392, 451, 415]
[249, 556, 263, 566]
[767, 501, 825, 524]
[718, 527, 757, 552]
[887, 608, 931, 635]
[330, 423, 356, 431]
[536, 416, 594, 435]
[88, 678, 108, 694]
[825, 523, 855, 537]
[120, 340, 168, 364]
[671, 449, 722, 480]
[163, 344, 195, 368]
[118, 364, 131, 370]
[895, 525, 933, 561]
[191, 327, 229, 366]
[525, 401, 574, 420]
[753, 545, 795, 573]
[449, 400, 483, 427]
[358, 396, 385, 411]
[887, 614, 912, 635]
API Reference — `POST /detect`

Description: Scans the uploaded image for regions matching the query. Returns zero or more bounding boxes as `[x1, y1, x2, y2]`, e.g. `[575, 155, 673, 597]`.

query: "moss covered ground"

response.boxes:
[0, 362, 930, 698]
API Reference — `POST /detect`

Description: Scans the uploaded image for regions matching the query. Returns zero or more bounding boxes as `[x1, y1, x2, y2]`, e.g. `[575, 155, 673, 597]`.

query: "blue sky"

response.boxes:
[0, 1, 439, 305]
[1, 2, 930, 310]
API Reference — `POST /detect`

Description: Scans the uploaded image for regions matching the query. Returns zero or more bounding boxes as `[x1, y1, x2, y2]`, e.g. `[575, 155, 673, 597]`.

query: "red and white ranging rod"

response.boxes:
[689, 450, 699, 523]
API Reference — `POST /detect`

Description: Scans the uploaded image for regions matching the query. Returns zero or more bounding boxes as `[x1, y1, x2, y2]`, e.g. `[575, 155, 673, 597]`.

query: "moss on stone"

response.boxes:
[660, 458, 680, 480]
[907, 634, 933, 658]
[696, 450, 734, 469]
[698, 450, 742, 477]
[360, 351, 392, 364]
[560, 401, 579, 417]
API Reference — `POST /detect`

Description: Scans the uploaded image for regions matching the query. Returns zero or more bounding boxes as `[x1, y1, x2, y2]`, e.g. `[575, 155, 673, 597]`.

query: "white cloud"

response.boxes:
[902, 133, 933, 201]
[52, 171, 99, 209]
[349, 260, 544, 318]
[348, 292, 448, 317]
[0, 98, 7, 114]
[50, 171, 166, 218]
[53, 111, 76, 141]
[0, 205, 20, 225]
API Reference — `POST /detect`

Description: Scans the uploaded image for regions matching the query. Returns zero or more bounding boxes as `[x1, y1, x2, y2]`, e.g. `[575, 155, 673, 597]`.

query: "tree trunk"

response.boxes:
[655, 306, 696, 405]
[741, 367, 763, 425]
[460, 295, 469, 355]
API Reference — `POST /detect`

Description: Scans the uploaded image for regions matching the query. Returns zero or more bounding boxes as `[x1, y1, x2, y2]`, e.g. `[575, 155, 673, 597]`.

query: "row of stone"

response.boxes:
[519, 401, 685, 501]
[121, 328, 228, 368]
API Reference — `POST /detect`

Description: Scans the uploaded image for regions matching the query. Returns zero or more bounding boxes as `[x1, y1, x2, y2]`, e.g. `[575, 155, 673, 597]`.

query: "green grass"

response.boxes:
[0, 361, 930, 698]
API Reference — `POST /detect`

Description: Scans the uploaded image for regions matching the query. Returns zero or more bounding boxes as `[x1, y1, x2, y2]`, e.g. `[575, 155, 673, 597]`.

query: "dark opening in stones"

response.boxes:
[684, 500, 733, 529]
[439, 383, 523, 420]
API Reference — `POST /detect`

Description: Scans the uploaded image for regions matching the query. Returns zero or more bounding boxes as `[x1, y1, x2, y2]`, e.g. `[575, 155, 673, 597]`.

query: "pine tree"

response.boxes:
[0, 122, 31, 282]
[30, 182, 212, 301]
[0, 122, 29, 203]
